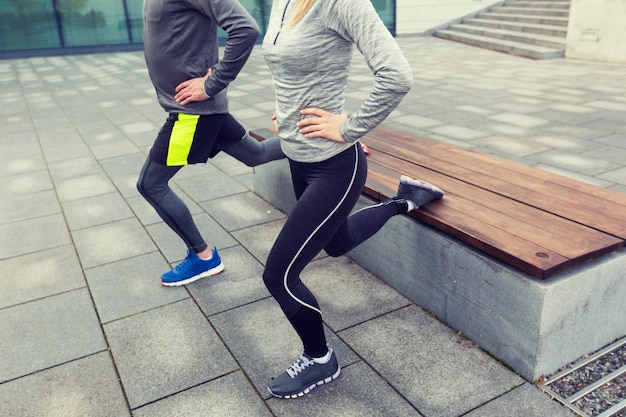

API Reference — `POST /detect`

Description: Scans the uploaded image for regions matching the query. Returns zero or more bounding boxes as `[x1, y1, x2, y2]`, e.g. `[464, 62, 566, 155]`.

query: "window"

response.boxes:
[0, 0, 396, 57]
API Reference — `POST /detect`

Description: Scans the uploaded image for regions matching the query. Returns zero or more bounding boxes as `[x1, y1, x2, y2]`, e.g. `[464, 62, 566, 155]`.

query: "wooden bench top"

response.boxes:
[250, 126, 626, 279]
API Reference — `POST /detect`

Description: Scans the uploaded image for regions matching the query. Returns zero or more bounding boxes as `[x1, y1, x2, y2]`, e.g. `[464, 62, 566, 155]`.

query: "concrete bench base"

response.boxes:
[253, 159, 626, 381]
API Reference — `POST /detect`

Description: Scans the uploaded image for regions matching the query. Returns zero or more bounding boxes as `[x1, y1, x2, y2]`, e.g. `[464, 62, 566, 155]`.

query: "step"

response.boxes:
[449, 24, 566, 48]
[434, 29, 564, 59]
[479, 12, 570, 26]
[508, 1, 570, 9]
[492, 6, 570, 17]
[464, 17, 567, 37]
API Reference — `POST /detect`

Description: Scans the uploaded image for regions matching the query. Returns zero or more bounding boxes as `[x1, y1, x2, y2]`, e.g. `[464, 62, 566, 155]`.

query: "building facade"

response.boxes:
[0, 0, 395, 59]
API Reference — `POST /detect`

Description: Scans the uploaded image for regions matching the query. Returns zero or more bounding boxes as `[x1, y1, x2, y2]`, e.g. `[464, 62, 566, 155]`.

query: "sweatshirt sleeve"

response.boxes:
[196, 0, 260, 98]
[322, 0, 413, 143]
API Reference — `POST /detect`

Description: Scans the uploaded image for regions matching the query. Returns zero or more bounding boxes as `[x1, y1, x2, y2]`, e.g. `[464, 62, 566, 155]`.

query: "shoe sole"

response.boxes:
[268, 366, 341, 399]
[400, 175, 444, 200]
[161, 262, 224, 287]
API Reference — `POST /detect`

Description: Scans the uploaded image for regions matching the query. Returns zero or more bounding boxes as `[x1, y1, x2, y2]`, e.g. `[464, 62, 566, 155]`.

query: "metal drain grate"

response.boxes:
[539, 338, 626, 417]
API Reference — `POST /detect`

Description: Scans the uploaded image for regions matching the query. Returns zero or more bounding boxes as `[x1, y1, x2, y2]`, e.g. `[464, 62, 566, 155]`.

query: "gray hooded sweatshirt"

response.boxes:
[262, 0, 413, 163]
[143, 0, 259, 115]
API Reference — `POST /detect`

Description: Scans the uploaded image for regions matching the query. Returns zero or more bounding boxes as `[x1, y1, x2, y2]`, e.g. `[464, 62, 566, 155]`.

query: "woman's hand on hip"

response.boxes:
[297, 108, 348, 143]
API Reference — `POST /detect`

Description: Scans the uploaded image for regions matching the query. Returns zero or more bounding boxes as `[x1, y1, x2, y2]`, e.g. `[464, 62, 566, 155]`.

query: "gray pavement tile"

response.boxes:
[464, 384, 575, 417]
[0, 245, 85, 309]
[542, 123, 612, 141]
[210, 297, 359, 398]
[99, 152, 147, 178]
[430, 124, 489, 141]
[62, 192, 134, 230]
[392, 114, 443, 129]
[72, 218, 156, 269]
[526, 134, 601, 152]
[231, 218, 286, 264]
[85, 252, 188, 323]
[339, 305, 523, 417]
[489, 112, 550, 129]
[532, 109, 598, 125]
[582, 116, 626, 134]
[0, 288, 106, 383]
[104, 299, 238, 409]
[55, 172, 118, 202]
[0, 352, 130, 417]
[583, 145, 626, 165]
[474, 135, 548, 157]
[170, 161, 219, 180]
[0, 153, 46, 178]
[529, 150, 619, 177]
[0, 134, 40, 159]
[474, 122, 531, 138]
[127, 129, 160, 148]
[47, 156, 102, 182]
[199, 191, 285, 232]
[187, 245, 269, 316]
[89, 138, 142, 160]
[0, 170, 53, 196]
[111, 172, 148, 198]
[0, 189, 60, 224]
[593, 109, 626, 123]
[303, 256, 411, 332]
[209, 152, 254, 177]
[267, 361, 422, 417]
[41, 142, 92, 163]
[73, 119, 121, 142]
[125, 194, 171, 226]
[231, 216, 332, 264]
[586, 100, 626, 112]
[133, 371, 272, 417]
[597, 166, 626, 186]
[610, 183, 626, 194]
[237, 171, 255, 191]
[0, 214, 71, 260]
[145, 212, 237, 263]
[174, 170, 248, 202]
[118, 120, 159, 138]
[532, 164, 614, 188]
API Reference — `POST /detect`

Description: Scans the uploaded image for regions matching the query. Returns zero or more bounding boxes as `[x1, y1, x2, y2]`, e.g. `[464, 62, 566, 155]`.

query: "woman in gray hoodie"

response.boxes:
[261, 0, 444, 399]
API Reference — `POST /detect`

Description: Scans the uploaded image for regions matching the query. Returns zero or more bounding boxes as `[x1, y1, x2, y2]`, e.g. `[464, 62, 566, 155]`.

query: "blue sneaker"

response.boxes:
[161, 247, 224, 287]
[268, 348, 341, 399]
[397, 175, 444, 208]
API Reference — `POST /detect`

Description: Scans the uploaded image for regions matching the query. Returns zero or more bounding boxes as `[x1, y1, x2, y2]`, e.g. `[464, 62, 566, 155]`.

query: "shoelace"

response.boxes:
[286, 355, 314, 378]
[173, 253, 194, 272]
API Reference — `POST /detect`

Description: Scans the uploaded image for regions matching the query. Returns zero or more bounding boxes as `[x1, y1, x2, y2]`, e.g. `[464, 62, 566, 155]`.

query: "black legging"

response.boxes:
[137, 134, 284, 253]
[263, 143, 402, 357]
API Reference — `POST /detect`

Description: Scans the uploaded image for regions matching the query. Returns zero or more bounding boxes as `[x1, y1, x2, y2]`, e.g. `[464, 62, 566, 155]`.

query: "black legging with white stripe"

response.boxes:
[263, 143, 403, 358]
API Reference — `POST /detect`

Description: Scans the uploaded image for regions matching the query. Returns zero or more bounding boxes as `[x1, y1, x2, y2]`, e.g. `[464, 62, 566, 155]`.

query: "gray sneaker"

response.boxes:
[268, 349, 341, 399]
[397, 175, 444, 208]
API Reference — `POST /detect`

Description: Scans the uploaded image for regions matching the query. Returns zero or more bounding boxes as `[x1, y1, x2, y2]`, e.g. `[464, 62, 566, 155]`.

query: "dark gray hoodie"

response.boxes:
[143, 0, 259, 114]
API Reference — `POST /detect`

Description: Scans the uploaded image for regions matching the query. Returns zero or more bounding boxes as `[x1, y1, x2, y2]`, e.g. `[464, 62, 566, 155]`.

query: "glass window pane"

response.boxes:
[59, 0, 129, 46]
[371, 0, 396, 35]
[124, 0, 143, 43]
[0, 0, 61, 51]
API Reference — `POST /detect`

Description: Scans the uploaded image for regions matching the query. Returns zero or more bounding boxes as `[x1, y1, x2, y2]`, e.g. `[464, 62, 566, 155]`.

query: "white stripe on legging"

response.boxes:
[283, 144, 360, 315]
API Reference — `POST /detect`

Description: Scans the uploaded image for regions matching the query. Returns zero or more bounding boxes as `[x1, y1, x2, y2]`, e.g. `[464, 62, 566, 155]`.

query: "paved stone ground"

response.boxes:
[2, 35, 624, 416]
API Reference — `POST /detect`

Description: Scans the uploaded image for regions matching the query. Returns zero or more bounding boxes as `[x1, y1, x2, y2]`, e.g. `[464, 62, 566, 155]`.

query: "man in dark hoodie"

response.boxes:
[138, 0, 284, 287]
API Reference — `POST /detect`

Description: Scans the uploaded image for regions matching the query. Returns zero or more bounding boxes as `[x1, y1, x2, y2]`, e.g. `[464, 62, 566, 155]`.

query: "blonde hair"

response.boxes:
[287, 0, 315, 26]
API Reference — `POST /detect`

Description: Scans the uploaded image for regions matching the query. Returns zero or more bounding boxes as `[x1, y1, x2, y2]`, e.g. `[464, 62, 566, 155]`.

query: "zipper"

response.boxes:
[273, 0, 293, 45]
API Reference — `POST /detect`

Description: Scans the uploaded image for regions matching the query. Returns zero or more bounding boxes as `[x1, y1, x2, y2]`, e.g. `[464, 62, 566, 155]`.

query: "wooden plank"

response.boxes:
[365, 158, 623, 278]
[364, 127, 626, 239]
